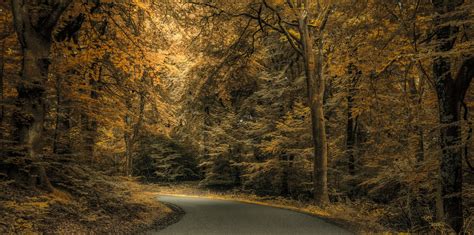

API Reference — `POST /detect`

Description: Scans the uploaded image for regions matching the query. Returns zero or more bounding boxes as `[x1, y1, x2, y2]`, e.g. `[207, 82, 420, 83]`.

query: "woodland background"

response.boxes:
[0, 0, 473, 233]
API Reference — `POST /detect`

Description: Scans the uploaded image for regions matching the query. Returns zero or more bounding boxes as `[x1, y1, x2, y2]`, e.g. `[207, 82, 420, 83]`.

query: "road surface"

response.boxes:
[151, 195, 352, 235]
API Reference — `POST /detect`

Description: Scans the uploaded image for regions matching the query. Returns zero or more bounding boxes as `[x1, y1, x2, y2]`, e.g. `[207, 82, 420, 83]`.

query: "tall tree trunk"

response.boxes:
[124, 126, 132, 176]
[81, 65, 101, 162]
[85, 79, 99, 161]
[14, 40, 50, 159]
[297, 0, 329, 204]
[435, 64, 463, 232]
[434, 55, 474, 232]
[0, 40, 4, 144]
[133, 91, 145, 169]
[346, 99, 356, 176]
[408, 72, 425, 163]
[346, 64, 360, 176]
[11, 0, 72, 191]
[124, 87, 146, 176]
[124, 96, 133, 176]
[431, 0, 473, 232]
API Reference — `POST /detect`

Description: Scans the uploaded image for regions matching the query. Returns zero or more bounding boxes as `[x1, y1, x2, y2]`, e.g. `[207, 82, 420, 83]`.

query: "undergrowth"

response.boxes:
[0, 157, 173, 234]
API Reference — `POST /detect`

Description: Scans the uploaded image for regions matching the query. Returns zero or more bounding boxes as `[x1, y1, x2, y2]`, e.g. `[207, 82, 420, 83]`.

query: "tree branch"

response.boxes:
[455, 56, 474, 101]
[261, 0, 303, 55]
[43, 0, 74, 31]
[188, 0, 303, 55]
[318, 5, 332, 33]
[11, 0, 27, 46]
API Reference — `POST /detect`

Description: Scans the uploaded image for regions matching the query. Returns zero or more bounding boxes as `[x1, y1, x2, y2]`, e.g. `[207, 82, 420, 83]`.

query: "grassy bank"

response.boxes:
[0, 162, 178, 234]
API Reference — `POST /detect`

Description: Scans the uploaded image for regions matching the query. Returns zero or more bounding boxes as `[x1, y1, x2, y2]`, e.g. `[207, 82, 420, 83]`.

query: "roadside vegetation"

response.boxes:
[0, 161, 175, 233]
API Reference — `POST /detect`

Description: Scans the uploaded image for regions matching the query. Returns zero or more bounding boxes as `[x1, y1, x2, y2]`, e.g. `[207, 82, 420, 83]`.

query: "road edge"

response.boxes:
[156, 194, 360, 234]
[144, 199, 186, 234]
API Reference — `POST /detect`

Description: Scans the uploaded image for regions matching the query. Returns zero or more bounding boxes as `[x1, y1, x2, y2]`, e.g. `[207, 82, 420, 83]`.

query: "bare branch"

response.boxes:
[318, 5, 332, 33]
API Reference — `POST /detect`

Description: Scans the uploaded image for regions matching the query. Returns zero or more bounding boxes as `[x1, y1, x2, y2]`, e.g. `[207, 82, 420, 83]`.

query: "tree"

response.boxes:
[294, 0, 331, 204]
[11, 0, 73, 191]
[134, 135, 199, 182]
[187, 0, 333, 204]
[0, 4, 9, 138]
[346, 64, 361, 177]
[431, 0, 473, 232]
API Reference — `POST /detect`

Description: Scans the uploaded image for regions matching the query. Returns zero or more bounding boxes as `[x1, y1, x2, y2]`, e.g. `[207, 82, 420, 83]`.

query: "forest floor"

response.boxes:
[0, 161, 180, 234]
[146, 181, 387, 234]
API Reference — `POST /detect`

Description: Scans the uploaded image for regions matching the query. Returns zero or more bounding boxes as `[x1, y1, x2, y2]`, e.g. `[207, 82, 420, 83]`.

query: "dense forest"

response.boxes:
[0, 0, 473, 233]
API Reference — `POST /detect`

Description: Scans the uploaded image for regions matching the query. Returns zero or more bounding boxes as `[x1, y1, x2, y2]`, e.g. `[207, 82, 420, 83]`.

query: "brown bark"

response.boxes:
[11, 0, 72, 191]
[297, 0, 330, 205]
[0, 40, 4, 143]
[124, 86, 146, 176]
[79, 62, 104, 162]
[408, 72, 425, 163]
[431, 0, 472, 232]
[82, 70, 101, 162]
[124, 97, 132, 176]
[434, 60, 464, 232]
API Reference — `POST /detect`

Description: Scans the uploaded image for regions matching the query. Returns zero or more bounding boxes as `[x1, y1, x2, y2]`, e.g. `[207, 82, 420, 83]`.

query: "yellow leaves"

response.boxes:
[6, 47, 15, 56]
[4, 200, 49, 210]
[267, 0, 286, 8]
[260, 101, 311, 156]
[288, 28, 301, 41]
[132, 0, 150, 10]
[50, 189, 73, 204]
[263, 139, 282, 154]
[111, 54, 132, 74]
[81, 213, 103, 223]
[3, 197, 51, 230]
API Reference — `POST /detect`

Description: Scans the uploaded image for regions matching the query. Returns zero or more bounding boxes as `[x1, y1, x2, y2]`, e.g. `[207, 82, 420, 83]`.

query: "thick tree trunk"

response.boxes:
[15, 40, 55, 192]
[13, 34, 54, 192]
[431, 0, 472, 232]
[435, 78, 463, 232]
[298, 0, 329, 205]
[15, 44, 50, 157]
[434, 56, 473, 233]
[434, 56, 474, 233]
[11, 0, 72, 191]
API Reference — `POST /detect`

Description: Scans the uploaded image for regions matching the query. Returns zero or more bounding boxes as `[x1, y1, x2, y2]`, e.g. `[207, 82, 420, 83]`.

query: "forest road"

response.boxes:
[150, 195, 353, 235]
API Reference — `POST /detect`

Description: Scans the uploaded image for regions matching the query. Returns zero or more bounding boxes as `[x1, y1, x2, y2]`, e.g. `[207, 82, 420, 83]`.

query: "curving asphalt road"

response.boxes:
[151, 195, 352, 235]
